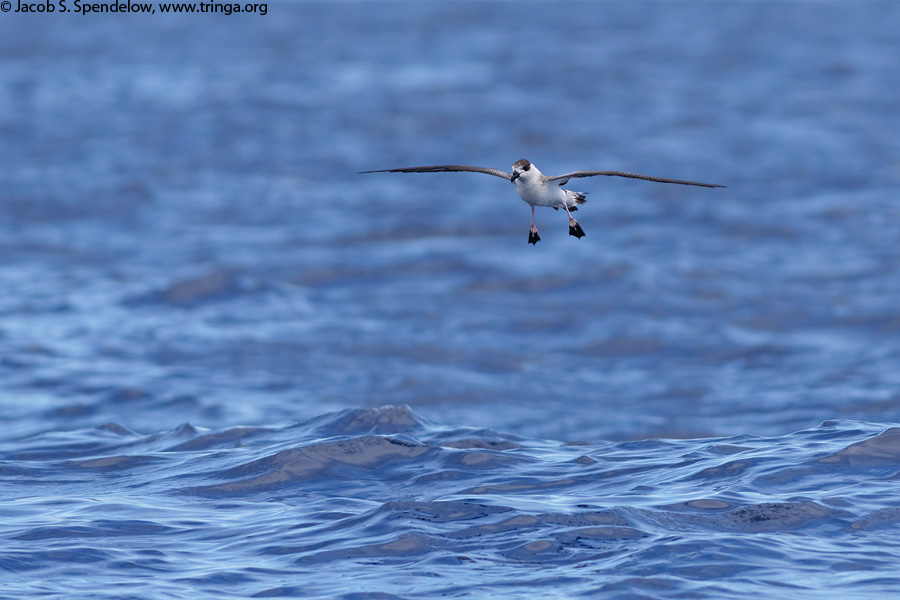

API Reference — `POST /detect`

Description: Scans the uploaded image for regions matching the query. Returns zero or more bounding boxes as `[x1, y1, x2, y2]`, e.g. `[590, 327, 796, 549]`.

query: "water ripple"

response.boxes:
[1, 407, 899, 597]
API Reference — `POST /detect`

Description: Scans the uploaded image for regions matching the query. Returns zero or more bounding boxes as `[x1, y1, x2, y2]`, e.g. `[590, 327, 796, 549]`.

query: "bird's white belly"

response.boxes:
[514, 179, 566, 208]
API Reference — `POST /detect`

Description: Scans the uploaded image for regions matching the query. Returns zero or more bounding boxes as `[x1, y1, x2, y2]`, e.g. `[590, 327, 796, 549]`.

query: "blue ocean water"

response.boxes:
[2, 1, 900, 598]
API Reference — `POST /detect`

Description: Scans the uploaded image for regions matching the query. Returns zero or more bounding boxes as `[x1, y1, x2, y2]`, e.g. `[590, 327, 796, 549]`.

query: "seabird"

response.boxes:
[361, 159, 725, 244]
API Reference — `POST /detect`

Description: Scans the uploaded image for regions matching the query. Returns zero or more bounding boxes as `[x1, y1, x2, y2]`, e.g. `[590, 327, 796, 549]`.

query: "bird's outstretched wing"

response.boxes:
[547, 171, 725, 188]
[359, 165, 513, 181]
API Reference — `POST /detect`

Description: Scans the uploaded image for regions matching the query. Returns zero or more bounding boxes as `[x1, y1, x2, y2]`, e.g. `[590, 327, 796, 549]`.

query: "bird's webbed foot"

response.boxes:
[568, 220, 585, 239]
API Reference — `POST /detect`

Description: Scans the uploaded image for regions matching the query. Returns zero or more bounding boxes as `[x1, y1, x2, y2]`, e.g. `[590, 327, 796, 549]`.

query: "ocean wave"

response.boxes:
[2, 407, 900, 598]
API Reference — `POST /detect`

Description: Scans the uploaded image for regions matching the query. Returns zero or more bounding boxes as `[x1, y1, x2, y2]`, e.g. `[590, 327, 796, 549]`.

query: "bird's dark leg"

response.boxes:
[528, 206, 540, 245]
[563, 204, 585, 239]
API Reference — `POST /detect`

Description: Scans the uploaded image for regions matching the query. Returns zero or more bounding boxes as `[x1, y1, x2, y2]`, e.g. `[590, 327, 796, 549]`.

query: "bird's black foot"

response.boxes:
[528, 228, 541, 245]
[569, 221, 585, 239]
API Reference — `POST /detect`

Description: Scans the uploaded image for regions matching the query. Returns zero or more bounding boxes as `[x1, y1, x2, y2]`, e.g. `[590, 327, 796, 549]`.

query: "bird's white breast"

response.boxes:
[514, 175, 567, 208]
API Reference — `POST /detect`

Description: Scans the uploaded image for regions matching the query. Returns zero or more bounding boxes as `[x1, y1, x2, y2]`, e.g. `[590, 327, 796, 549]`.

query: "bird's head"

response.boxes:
[510, 158, 532, 183]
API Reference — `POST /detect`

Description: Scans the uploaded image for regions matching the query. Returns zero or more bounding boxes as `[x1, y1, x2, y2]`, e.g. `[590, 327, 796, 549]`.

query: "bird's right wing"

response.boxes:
[359, 165, 513, 181]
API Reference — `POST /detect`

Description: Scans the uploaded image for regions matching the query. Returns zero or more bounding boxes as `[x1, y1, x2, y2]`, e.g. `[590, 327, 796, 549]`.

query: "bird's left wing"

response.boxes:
[547, 170, 726, 188]
[359, 165, 513, 181]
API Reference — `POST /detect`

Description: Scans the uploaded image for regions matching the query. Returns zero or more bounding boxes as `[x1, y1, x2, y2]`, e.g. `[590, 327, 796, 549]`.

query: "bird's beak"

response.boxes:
[510, 172, 519, 183]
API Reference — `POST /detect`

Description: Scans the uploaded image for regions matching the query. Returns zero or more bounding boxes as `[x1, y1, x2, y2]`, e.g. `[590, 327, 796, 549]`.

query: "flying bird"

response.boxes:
[361, 159, 725, 244]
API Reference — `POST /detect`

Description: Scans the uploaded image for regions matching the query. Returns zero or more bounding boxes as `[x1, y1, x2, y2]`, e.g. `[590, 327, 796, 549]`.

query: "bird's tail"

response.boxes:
[566, 190, 587, 210]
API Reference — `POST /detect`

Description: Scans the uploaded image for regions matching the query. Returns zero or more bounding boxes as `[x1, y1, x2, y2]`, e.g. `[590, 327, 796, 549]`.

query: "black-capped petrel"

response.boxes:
[361, 159, 725, 244]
